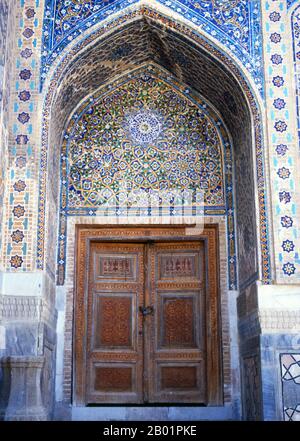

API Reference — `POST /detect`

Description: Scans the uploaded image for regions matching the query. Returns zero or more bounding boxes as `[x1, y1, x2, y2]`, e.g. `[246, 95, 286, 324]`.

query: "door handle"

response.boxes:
[139, 305, 154, 316]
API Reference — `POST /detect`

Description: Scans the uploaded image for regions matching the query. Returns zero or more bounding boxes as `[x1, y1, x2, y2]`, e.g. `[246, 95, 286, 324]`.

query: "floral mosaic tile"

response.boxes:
[57, 65, 236, 286]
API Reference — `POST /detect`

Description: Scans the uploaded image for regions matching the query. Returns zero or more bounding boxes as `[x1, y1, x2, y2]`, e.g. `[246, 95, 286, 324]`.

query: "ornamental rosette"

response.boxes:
[10, 255, 23, 268]
[282, 262, 296, 276]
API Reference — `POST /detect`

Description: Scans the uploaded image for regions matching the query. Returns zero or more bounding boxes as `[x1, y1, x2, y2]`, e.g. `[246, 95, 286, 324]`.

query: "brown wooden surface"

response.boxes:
[74, 226, 222, 405]
[146, 242, 206, 403]
[86, 243, 145, 404]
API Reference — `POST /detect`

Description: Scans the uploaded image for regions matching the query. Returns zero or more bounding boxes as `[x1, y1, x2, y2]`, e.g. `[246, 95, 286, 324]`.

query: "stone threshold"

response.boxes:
[71, 405, 234, 421]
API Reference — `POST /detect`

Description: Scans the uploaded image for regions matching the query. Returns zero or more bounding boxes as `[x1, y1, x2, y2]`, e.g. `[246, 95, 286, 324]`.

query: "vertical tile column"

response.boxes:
[2, 0, 44, 273]
[0, 1, 16, 272]
[0, 1, 57, 421]
[257, 0, 300, 421]
[262, 0, 300, 283]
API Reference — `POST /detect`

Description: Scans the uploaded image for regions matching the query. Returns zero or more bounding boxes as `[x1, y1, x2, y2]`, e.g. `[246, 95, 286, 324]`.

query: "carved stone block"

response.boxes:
[0, 356, 48, 421]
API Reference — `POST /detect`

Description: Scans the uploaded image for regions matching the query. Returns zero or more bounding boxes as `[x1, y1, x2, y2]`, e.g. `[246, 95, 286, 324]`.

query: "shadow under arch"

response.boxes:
[38, 7, 271, 291]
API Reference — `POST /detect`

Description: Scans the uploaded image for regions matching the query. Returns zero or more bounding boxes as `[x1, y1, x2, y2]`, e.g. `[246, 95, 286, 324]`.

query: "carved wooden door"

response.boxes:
[85, 241, 206, 404]
[86, 243, 145, 404]
[146, 242, 206, 403]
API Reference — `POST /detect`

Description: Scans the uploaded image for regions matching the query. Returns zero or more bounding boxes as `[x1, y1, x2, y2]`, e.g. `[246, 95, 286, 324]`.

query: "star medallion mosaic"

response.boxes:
[65, 73, 225, 210]
[57, 67, 236, 286]
[126, 111, 163, 144]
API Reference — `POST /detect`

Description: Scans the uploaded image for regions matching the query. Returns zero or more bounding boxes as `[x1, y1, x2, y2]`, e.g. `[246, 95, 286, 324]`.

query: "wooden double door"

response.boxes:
[75, 227, 222, 406]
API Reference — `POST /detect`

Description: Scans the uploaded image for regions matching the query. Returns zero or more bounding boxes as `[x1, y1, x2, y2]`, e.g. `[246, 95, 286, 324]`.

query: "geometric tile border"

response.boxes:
[2, 0, 42, 272]
[280, 353, 300, 421]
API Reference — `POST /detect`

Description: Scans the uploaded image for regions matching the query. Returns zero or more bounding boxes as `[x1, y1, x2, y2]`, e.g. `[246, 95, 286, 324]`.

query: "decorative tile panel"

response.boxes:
[0, 0, 9, 267]
[2, 3, 272, 288]
[57, 65, 237, 287]
[65, 75, 225, 210]
[262, 0, 300, 282]
[41, 0, 264, 94]
[1, 0, 44, 272]
[37, 7, 271, 287]
[0, 1, 9, 111]
[281, 353, 300, 421]
[292, 6, 300, 146]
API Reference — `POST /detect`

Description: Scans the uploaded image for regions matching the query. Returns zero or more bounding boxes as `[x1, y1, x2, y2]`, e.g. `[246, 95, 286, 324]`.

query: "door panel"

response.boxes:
[93, 293, 134, 349]
[147, 242, 206, 403]
[158, 252, 201, 281]
[83, 239, 207, 404]
[158, 293, 198, 348]
[93, 363, 136, 392]
[86, 243, 145, 404]
[75, 226, 221, 406]
[158, 363, 204, 391]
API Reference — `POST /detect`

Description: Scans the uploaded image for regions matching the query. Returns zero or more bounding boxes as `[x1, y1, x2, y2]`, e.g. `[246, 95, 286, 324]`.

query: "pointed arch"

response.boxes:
[56, 63, 236, 287]
[37, 7, 271, 288]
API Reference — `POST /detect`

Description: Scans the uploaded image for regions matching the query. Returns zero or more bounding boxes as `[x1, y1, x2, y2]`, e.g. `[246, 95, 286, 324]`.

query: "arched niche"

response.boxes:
[40, 13, 271, 291]
[57, 65, 236, 287]
[38, 11, 272, 409]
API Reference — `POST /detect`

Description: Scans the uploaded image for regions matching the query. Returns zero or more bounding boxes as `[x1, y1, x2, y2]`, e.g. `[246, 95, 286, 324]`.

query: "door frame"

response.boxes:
[74, 225, 223, 406]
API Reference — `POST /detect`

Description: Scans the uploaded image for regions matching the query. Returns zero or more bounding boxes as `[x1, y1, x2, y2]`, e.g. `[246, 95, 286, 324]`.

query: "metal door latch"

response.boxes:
[139, 306, 154, 316]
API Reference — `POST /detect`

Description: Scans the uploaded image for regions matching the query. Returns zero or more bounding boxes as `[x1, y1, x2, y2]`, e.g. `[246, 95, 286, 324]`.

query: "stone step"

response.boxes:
[71, 405, 234, 421]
